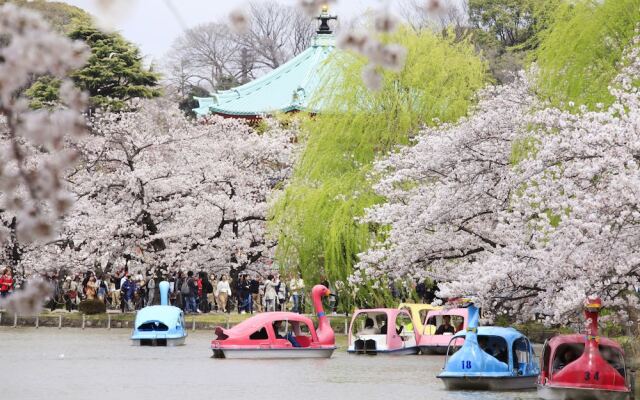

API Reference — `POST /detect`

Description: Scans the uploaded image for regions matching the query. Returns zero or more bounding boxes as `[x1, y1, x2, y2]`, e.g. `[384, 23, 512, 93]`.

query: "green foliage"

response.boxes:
[25, 22, 162, 111]
[534, 0, 640, 110]
[467, 0, 560, 83]
[0, 0, 91, 34]
[24, 76, 61, 109]
[68, 25, 161, 110]
[509, 136, 538, 165]
[271, 28, 487, 304]
[78, 299, 106, 315]
[178, 86, 209, 118]
[469, 0, 560, 49]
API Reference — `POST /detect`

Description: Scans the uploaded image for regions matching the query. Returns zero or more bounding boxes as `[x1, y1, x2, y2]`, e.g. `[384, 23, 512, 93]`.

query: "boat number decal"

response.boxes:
[461, 361, 472, 369]
[584, 371, 599, 381]
[584, 371, 600, 381]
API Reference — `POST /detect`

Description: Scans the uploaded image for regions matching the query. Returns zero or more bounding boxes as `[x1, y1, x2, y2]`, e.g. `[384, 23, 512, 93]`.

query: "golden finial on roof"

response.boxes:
[316, 4, 337, 35]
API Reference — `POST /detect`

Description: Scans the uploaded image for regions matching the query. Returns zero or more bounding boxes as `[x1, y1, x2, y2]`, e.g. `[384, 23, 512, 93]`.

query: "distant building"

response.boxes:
[193, 7, 337, 120]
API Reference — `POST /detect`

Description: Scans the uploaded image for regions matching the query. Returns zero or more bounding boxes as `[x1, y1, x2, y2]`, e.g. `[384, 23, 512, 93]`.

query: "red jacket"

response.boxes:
[0, 275, 13, 292]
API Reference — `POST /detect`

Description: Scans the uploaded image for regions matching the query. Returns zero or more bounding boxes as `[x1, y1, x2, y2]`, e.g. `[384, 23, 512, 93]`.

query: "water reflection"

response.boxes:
[0, 328, 538, 400]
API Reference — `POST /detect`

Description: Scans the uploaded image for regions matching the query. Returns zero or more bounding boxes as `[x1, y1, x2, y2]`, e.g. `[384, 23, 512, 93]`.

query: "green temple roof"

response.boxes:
[194, 13, 336, 118]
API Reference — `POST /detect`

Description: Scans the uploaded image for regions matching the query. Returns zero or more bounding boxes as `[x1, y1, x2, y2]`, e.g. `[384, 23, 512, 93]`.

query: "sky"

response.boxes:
[56, 0, 409, 62]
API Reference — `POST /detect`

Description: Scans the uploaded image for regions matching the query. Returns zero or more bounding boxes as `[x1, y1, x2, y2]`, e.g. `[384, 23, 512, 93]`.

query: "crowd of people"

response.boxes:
[0, 266, 321, 315]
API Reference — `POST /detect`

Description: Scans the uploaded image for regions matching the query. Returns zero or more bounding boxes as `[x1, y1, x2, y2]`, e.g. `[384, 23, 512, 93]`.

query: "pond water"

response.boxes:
[0, 328, 539, 400]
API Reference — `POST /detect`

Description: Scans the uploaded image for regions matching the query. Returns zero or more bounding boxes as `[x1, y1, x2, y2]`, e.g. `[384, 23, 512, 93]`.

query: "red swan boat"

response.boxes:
[537, 297, 634, 400]
[211, 284, 336, 359]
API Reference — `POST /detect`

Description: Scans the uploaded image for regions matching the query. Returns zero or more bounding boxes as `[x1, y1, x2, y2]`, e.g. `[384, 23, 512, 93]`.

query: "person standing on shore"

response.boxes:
[216, 275, 231, 313]
[0, 268, 11, 298]
[62, 276, 74, 311]
[97, 274, 108, 303]
[181, 271, 197, 314]
[250, 276, 261, 313]
[275, 275, 287, 311]
[289, 273, 304, 314]
[263, 274, 277, 312]
[109, 278, 119, 310]
[85, 276, 97, 300]
[237, 275, 251, 314]
[70, 275, 82, 309]
[208, 274, 218, 312]
[121, 274, 135, 313]
[169, 275, 178, 306]
[196, 271, 210, 313]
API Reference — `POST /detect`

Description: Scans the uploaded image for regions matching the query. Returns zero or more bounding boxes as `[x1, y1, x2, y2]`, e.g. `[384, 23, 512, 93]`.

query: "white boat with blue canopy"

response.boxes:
[131, 281, 187, 346]
[437, 303, 539, 390]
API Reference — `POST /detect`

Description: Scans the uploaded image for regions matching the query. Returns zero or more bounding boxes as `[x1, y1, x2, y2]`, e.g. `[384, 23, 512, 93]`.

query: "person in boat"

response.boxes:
[478, 335, 488, 352]
[553, 347, 579, 372]
[273, 320, 285, 339]
[272, 320, 302, 347]
[477, 335, 509, 364]
[435, 315, 455, 335]
[379, 318, 388, 334]
[601, 346, 625, 377]
[358, 318, 379, 335]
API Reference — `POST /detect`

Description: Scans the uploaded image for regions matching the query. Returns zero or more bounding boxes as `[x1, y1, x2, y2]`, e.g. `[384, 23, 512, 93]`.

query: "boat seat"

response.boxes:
[294, 336, 311, 348]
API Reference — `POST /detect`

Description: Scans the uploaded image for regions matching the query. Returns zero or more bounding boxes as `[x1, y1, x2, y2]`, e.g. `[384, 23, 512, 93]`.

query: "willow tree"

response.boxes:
[270, 28, 487, 304]
[534, 0, 640, 110]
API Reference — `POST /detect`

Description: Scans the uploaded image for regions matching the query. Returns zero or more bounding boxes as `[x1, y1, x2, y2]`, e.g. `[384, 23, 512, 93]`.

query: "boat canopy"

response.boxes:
[452, 326, 527, 345]
[219, 312, 316, 338]
[134, 305, 183, 329]
[352, 308, 409, 323]
[545, 334, 624, 351]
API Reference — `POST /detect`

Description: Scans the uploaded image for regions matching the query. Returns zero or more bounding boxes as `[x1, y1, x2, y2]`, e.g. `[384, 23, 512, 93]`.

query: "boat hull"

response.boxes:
[131, 336, 186, 346]
[439, 375, 538, 391]
[211, 347, 335, 359]
[347, 346, 419, 356]
[537, 385, 632, 400]
[418, 345, 448, 355]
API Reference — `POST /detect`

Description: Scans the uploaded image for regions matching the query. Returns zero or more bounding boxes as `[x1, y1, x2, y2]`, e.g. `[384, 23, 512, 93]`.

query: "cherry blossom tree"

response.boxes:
[356, 36, 640, 324]
[0, 3, 89, 245]
[0, 3, 89, 313]
[20, 100, 295, 278]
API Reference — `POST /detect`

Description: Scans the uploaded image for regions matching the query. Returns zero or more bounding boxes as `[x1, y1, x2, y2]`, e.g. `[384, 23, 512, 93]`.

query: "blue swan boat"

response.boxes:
[131, 281, 187, 346]
[437, 302, 539, 390]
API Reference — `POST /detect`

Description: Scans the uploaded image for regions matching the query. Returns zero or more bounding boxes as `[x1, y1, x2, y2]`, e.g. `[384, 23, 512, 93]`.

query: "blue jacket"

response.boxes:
[122, 280, 136, 301]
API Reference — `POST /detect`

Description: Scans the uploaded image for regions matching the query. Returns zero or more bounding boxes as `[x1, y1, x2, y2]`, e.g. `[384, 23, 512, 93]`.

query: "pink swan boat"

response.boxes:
[211, 284, 336, 359]
[417, 307, 468, 354]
